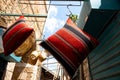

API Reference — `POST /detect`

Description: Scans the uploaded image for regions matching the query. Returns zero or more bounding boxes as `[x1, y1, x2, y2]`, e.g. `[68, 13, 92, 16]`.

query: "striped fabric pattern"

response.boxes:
[40, 18, 99, 77]
[2, 16, 34, 56]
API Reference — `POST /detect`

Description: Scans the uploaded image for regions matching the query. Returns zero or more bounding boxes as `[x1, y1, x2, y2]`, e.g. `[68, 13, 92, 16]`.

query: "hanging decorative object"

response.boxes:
[0, 16, 7, 29]
[40, 18, 99, 78]
[39, 50, 47, 62]
[28, 50, 47, 65]
[30, 50, 40, 60]
[0, 17, 7, 53]
[0, 28, 5, 53]
[67, 5, 78, 23]
[2, 16, 34, 56]
[69, 14, 78, 23]
[14, 31, 36, 56]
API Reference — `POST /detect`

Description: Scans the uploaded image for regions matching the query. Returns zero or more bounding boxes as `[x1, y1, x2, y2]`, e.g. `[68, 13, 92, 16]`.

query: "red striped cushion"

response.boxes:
[2, 16, 34, 56]
[40, 18, 99, 77]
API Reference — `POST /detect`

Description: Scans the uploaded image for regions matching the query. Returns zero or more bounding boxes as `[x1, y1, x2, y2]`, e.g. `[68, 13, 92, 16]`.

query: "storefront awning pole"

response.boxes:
[0, 13, 47, 18]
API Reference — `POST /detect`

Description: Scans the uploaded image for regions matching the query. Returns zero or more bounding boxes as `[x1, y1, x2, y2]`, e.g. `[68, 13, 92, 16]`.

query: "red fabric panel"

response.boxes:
[40, 18, 99, 78]
[83, 31, 99, 47]
[3, 23, 26, 42]
[47, 34, 80, 69]
[56, 28, 89, 57]
[67, 18, 99, 47]
[2, 16, 34, 56]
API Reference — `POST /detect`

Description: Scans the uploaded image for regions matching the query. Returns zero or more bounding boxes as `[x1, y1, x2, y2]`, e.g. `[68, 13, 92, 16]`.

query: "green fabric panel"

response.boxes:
[88, 12, 120, 80]
[83, 9, 116, 38]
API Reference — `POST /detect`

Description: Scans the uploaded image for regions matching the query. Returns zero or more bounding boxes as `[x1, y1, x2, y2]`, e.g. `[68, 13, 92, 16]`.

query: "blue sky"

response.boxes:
[43, 1, 83, 39]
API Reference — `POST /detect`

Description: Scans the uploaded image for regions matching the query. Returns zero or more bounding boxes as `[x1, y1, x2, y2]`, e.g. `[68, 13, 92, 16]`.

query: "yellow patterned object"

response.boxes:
[30, 50, 46, 62]
[30, 50, 40, 60]
[14, 32, 36, 56]
[38, 51, 47, 62]
[0, 17, 7, 29]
